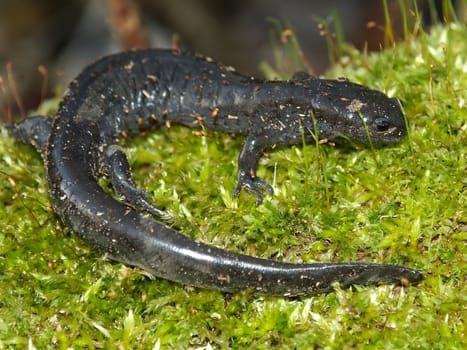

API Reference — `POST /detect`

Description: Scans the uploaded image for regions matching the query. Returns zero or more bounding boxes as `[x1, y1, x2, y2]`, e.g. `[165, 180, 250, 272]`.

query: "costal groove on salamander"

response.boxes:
[11, 49, 423, 296]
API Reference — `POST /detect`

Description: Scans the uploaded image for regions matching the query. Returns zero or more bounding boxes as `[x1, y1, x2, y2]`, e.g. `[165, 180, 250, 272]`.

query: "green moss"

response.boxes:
[1, 21, 466, 350]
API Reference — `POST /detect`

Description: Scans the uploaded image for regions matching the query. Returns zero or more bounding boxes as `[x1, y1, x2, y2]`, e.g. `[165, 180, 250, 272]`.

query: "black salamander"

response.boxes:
[11, 49, 423, 296]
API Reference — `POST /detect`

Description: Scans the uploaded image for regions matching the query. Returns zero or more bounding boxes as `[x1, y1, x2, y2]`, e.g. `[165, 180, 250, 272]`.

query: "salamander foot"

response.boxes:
[102, 144, 165, 217]
[233, 171, 273, 205]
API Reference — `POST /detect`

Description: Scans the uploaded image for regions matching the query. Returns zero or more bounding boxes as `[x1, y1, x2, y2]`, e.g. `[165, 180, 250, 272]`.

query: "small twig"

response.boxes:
[6, 62, 26, 119]
[38, 65, 49, 105]
[105, 0, 150, 50]
[0, 74, 12, 124]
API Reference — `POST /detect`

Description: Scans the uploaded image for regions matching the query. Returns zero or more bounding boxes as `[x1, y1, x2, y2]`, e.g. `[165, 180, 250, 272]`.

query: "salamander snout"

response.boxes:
[364, 96, 407, 145]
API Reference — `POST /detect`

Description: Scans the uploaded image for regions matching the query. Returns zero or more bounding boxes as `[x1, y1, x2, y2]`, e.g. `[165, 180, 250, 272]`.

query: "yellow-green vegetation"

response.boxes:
[1, 13, 465, 350]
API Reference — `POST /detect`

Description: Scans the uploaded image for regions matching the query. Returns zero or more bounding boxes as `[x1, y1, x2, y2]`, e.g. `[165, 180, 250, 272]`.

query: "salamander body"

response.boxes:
[11, 50, 423, 296]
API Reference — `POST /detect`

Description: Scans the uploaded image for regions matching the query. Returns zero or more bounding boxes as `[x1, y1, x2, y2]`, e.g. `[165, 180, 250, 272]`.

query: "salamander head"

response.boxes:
[309, 79, 407, 146]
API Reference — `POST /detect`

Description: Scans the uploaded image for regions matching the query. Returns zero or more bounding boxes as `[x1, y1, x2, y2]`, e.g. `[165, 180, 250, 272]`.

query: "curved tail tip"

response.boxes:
[400, 269, 425, 287]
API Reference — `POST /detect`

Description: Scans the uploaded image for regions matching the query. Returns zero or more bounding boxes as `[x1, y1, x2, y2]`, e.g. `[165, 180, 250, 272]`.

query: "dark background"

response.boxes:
[0, 0, 461, 121]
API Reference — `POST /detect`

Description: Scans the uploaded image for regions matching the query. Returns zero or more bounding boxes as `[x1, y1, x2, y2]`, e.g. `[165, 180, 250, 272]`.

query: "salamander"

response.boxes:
[10, 49, 423, 296]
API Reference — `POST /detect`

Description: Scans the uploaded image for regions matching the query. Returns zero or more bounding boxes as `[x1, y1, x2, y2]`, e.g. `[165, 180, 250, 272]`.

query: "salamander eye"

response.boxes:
[375, 117, 390, 131]
[391, 97, 403, 107]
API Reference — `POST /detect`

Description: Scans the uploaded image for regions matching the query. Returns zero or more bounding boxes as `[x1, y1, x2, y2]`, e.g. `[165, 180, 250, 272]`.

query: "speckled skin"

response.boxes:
[11, 49, 423, 296]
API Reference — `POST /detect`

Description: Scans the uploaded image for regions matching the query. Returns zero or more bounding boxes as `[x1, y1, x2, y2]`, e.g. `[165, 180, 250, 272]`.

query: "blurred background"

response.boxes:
[0, 0, 464, 122]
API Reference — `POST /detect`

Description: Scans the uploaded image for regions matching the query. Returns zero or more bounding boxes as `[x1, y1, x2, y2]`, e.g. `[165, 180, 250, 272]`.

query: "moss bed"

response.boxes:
[0, 21, 465, 349]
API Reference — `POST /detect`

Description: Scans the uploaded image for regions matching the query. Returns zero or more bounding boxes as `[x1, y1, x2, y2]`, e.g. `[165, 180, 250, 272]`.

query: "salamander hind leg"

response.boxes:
[233, 134, 273, 205]
[101, 144, 165, 216]
[9, 115, 53, 155]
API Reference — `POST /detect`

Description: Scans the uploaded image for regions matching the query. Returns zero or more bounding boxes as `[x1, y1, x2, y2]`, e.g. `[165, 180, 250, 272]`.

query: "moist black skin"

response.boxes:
[10, 49, 423, 296]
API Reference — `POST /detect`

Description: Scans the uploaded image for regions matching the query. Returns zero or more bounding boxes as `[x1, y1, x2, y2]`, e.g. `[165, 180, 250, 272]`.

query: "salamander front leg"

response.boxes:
[101, 144, 165, 216]
[233, 135, 273, 205]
